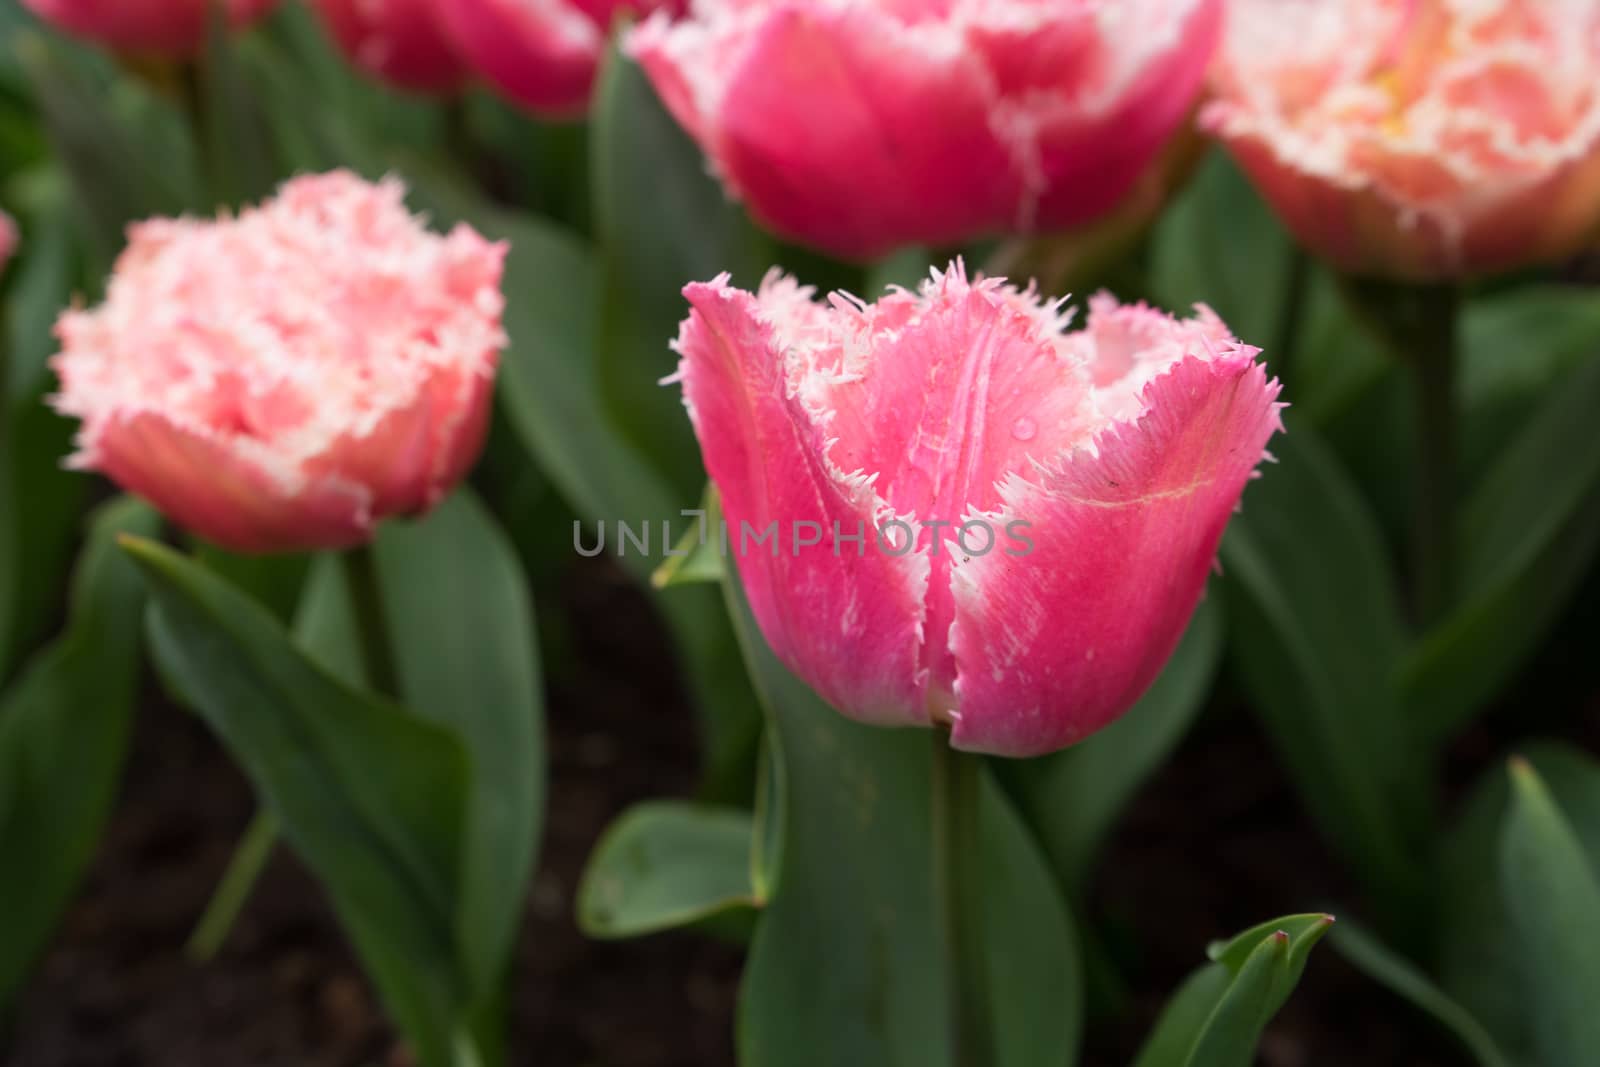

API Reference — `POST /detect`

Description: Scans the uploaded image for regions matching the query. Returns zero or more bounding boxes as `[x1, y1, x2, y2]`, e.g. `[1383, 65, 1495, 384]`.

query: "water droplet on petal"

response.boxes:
[1011, 416, 1037, 442]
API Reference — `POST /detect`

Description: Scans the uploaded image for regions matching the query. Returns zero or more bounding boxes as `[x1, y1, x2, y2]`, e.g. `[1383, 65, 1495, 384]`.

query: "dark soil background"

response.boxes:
[4, 552, 1596, 1067]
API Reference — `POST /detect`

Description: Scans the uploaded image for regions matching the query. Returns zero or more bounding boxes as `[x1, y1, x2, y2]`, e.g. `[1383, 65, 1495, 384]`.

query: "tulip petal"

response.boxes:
[678, 279, 930, 726]
[706, 4, 1019, 260]
[948, 350, 1282, 757]
[94, 411, 372, 553]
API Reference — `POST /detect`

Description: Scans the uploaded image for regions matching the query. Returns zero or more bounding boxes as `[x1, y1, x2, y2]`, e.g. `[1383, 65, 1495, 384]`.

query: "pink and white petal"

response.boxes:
[710, 5, 1019, 259]
[1026, 0, 1224, 232]
[680, 279, 929, 726]
[94, 411, 372, 554]
[948, 352, 1282, 757]
[426, 360, 498, 508]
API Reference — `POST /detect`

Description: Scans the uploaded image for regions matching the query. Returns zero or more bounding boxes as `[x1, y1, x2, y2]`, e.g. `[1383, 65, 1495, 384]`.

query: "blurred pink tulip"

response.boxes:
[435, 0, 683, 118]
[310, 0, 468, 92]
[0, 211, 16, 279]
[21, 0, 279, 56]
[629, 0, 1222, 260]
[51, 171, 506, 554]
[1204, 0, 1600, 280]
[673, 264, 1281, 757]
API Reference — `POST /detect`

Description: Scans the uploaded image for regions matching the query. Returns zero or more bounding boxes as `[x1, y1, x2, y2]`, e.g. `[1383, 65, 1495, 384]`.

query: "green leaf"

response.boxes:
[725, 578, 1080, 1067]
[1406, 352, 1600, 742]
[1185, 932, 1291, 1067]
[590, 44, 775, 501]
[1150, 153, 1293, 348]
[197, 4, 279, 207]
[0, 400, 90, 681]
[5, 170, 75, 402]
[1438, 742, 1600, 1065]
[371, 491, 546, 998]
[405, 183, 765, 803]
[651, 486, 726, 589]
[406, 180, 679, 567]
[125, 537, 472, 1067]
[1220, 417, 1425, 920]
[1328, 921, 1509, 1067]
[577, 801, 759, 939]
[1134, 914, 1333, 1067]
[1004, 597, 1221, 897]
[18, 34, 202, 263]
[1499, 758, 1600, 1067]
[0, 498, 160, 1005]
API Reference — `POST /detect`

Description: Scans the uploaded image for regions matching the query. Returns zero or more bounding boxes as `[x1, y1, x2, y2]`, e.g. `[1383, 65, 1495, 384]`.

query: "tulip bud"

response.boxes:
[628, 0, 1222, 260]
[672, 264, 1282, 757]
[21, 0, 279, 57]
[1203, 0, 1600, 280]
[308, 0, 468, 93]
[435, 0, 683, 118]
[51, 171, 507, 554]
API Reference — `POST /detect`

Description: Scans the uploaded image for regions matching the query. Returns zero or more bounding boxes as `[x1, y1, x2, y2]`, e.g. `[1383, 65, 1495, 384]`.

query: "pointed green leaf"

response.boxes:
[371, 491, 545, 998]
[125, 537, 472, 1067]
[1438, 742, 1600, 1065]
[0, 498, 159, 1004]
[1499, 758, 1600, 1067]
[1186, 932, 1292, 1067]
[1135, 915, 1332, 1067]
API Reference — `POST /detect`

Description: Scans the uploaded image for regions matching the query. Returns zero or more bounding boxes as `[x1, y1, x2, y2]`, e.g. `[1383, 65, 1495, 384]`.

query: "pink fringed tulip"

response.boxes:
[51, 171, 507, 554]
[1204, 0, 1600, 280]
[310, 0, 468, 92]
[21, 0, 279, 56]
[435, 0, 683, 118]
[629, 0, 1222, 260]
[673, 264, 1282, 757]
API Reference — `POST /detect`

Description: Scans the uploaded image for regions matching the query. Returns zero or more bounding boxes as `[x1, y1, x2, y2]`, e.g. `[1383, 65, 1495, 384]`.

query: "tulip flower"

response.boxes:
[435, 0, 683, 118]
[672, 264, 1281, 757]
[1204, 0, 1600, 280]
[0, 211, 15, 279]
[309, 0, 468, 92]
[629, 0, 1222, 261]
[51, 171, 507, 554]
[21, 0, 279, 57]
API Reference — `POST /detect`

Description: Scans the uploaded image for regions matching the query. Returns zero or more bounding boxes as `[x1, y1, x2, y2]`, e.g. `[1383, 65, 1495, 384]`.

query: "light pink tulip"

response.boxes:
[51, 171, 506, 554]
[435, 0, 683, 118]
[1204, 0, 1600, 280]
[629, 0, 1222, 260]
[22, 0, 279, 56]
[673, 264, 1282, 757]
[310, 0, 468, 92]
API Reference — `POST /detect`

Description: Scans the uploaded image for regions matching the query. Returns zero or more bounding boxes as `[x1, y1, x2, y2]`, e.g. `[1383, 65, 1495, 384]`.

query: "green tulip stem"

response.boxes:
[930, 735, 993, 1067]
[1408, 286, 1460, 625]
[185, 808, 278, 961]
[343, 542, 402, 700]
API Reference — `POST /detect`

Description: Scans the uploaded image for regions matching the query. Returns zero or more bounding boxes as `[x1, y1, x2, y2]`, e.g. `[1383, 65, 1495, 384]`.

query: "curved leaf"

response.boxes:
[1499, 758, 1600, 1067]
[1221, 418, 1424, 919]
[126, 537, 472, 1067]
[0, 498, 159, 1004]
[577, 800, 759, 939]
